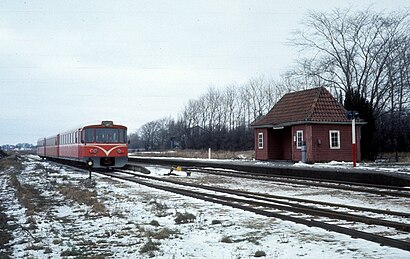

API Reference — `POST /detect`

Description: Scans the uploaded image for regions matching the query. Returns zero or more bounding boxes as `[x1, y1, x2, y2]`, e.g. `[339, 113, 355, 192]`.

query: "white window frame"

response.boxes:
[329, 130, 341, 149]
[296, 130, 303, 149]
[258, 132, 264, 149]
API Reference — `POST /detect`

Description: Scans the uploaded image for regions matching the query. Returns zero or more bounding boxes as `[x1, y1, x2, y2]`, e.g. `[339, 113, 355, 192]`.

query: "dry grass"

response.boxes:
[9, 174, 48, 216]
[57, 184, 107, 214]
[0, 155, 25, 171]
[0, 205, 15, 257]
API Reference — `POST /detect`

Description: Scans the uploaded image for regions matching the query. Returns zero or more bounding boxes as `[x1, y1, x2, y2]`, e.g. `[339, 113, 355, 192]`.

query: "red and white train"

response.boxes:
[37, 121, 128, 168]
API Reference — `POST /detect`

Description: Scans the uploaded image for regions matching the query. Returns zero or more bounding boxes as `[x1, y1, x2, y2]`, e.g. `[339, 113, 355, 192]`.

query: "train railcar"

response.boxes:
[37, 121, 128, 168]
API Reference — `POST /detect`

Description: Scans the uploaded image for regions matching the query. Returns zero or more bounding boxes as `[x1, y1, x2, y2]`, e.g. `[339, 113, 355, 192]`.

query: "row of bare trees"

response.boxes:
[130, 7, 410, 160]
[130, 76, 286, 151]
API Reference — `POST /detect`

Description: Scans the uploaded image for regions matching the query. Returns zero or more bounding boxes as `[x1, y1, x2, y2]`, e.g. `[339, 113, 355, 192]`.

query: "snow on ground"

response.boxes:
[0, 155, 409, 258]
[293, 160, 410, 175]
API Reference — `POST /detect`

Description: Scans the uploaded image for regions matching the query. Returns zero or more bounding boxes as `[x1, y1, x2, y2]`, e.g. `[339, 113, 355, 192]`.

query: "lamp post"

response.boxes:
[347, 111, 360, 167]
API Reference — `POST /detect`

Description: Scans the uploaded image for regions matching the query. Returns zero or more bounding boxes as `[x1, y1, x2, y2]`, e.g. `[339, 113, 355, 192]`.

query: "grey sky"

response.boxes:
[0, 1, 407, 145]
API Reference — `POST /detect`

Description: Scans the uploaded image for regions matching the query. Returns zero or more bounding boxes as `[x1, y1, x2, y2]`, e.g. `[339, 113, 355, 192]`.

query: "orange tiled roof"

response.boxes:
[252, 87, 351, 127]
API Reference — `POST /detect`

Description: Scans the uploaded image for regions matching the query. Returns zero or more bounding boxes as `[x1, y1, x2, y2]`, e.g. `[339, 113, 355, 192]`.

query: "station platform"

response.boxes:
[128, 156, 410, 187]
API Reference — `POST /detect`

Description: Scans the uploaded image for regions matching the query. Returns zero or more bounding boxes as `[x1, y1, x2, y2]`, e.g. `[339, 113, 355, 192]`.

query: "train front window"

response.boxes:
[96, 128, 119, 143]
[84, 128, 95, 143]
[119, 128, 127, 143]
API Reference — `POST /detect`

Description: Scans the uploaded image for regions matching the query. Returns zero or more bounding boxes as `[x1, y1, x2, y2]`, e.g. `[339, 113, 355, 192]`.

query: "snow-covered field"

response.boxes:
[0, 155, 409, 258]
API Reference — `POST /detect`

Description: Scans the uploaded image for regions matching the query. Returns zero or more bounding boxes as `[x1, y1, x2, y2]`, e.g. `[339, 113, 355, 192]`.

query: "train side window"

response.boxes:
[75, 132, 78, 143]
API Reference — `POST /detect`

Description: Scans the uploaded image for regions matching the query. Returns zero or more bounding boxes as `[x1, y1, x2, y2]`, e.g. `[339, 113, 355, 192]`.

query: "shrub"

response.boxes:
[149, 220, 160, 227]
[174, 212, 196, 224]
[211, 219, 222, 225]
[254, 250, 266, 257]
[140, 239, 160, 254]
[61, 247, 82, 257]
[149, 200, 170, 217]
[152, 228, 178, 240]
[220, 236, 233, 243]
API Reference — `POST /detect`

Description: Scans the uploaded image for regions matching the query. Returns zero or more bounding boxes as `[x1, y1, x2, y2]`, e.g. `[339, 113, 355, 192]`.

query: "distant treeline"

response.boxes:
[1, 143, 35, 151]
[129, 8, 410, 161]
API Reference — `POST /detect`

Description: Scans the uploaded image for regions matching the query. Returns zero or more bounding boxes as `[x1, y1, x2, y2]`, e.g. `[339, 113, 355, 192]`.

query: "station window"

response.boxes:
[296, 130, 303, 149]
[258, 132, 264, 149]
[329, 130, 340, 149]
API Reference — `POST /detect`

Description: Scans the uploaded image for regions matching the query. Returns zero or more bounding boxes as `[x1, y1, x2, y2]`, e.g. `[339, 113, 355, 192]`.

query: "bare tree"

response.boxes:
[290, 8, 410, 118]
[139, 120, 160, 150]
[290, 7, 410, 159]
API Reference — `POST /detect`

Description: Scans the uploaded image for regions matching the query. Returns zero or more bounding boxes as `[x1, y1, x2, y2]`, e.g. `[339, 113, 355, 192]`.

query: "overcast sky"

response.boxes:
[0, 1, 407, 145]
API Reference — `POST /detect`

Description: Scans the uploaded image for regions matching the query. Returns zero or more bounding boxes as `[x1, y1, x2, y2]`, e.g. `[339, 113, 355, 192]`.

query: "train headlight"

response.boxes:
[89, 149, 98, 154]
[117, 149, 123, 154]
[87, 159, 94, 167]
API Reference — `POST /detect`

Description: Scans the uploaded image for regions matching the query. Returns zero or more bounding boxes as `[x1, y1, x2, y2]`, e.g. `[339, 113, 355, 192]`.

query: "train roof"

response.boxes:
[38, 121, 127, 140]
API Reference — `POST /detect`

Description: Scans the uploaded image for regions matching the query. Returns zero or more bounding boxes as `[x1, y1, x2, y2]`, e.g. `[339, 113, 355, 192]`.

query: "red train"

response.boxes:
[37, 121, 128, 168]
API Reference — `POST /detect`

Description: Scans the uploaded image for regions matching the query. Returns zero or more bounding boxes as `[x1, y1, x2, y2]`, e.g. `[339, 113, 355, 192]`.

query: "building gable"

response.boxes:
[252, 87, 351, 128]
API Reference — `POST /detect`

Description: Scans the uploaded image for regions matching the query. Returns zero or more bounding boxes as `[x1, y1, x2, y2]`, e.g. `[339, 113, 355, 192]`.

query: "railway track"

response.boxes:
[95, 168, 410, 251]
[128, 157, 410, 187]
[30, 156, 410, 251]
[181, 167, 410, 198]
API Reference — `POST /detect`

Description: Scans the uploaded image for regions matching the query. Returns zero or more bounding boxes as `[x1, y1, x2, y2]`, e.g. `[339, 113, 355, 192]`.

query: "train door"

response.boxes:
[56, 134, 60, 157]
[76, 130, 80, 159]
[43, 138, 46, 157]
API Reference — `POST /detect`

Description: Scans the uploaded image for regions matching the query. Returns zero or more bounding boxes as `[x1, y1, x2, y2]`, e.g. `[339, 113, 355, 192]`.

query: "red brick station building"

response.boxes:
[252, 87, 365, 163]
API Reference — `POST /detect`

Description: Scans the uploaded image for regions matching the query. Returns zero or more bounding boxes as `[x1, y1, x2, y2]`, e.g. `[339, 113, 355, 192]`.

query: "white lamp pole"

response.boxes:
[352, 117, 357, 167]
